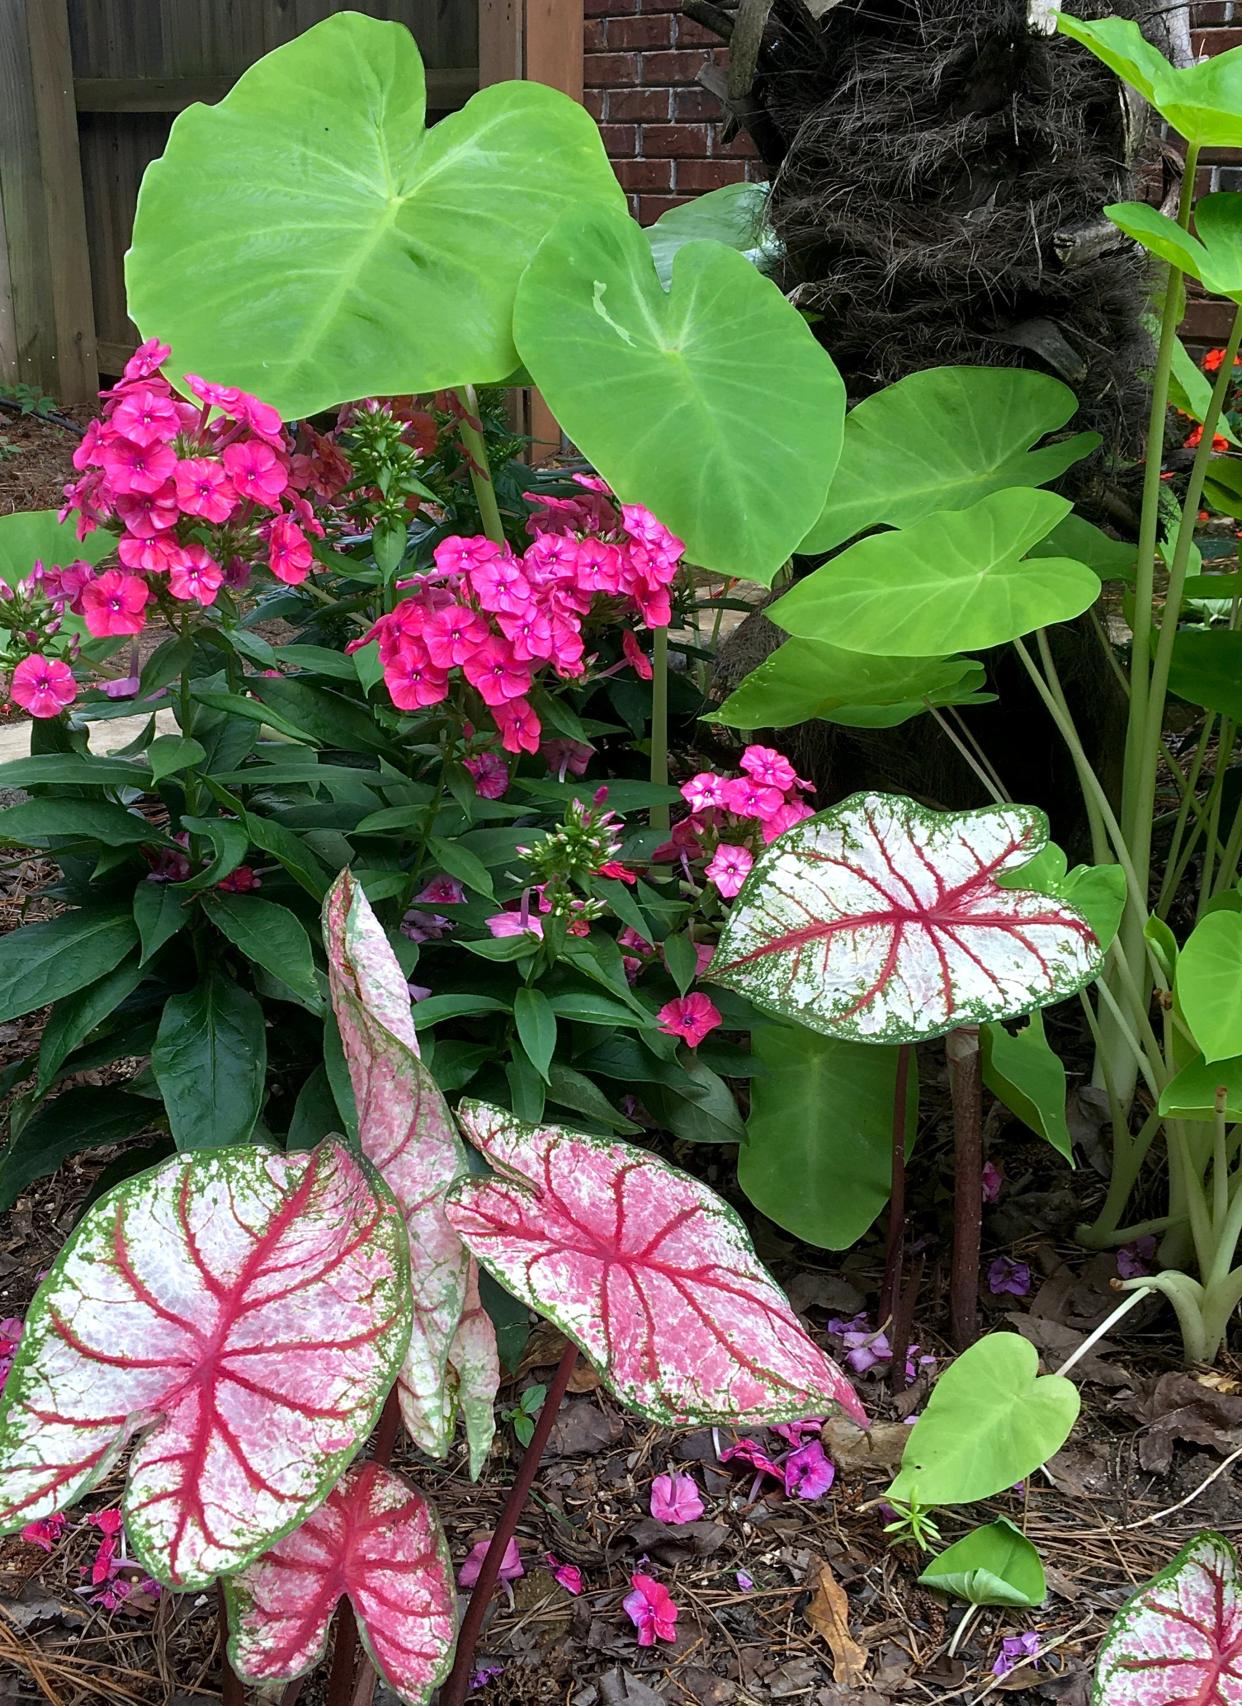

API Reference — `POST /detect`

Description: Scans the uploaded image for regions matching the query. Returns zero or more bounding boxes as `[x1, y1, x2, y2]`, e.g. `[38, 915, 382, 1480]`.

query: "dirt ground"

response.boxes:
[0, 412, 1238, 1706]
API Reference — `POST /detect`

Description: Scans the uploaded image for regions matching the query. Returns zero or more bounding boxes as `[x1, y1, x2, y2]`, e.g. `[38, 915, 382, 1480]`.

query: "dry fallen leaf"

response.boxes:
[822, 1415, 909, 1471]
[804, 1557, 868, 1687]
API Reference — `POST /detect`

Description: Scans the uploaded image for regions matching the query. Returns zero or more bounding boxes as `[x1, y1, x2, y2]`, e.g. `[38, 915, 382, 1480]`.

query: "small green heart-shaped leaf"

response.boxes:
[887, 1333, 1079, 1506]
[917, 1518, 1047, 1608]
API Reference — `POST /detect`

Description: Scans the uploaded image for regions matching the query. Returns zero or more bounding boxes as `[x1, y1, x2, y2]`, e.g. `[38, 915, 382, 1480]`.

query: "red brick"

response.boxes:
[1182, 298, 1235, 341]
[676, 13, 726, 44]
[599, 122, 639, 156]
[640, 48, 716, 83]
[1197, 5, 1235, 23]
[584, 17, 606, 49]
[675, 158, 748, 192]
[638, 194, 691, 224]
[606, 86, 671, 121]
[584, 88, 605, 120]
[641, 122, 710, 157]
[614, 157, 675, 192]
[673, 86, 722, 121]
[607, 12, 673, 47]
[586, 0, 635, 13]
[584, 51, 639, 86]
[714, 129, 758, 159]
[1193, 27, 1242, 54]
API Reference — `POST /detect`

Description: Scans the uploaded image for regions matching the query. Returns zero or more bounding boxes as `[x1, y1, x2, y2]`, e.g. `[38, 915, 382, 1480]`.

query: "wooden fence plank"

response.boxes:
[75, 66, 479, 112]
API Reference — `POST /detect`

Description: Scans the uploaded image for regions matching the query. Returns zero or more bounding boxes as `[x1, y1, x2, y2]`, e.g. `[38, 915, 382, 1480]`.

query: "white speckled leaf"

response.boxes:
[445, 1263, 499, 1480]
[226, 1462, 457, 1705]
[707, 792, 1104, 1043]
[323, 873, 482, 1459]
[1094, 1531, 1242, 1706]
[445, 1101, 866, 1429]
[0, 1141, 409, 1588]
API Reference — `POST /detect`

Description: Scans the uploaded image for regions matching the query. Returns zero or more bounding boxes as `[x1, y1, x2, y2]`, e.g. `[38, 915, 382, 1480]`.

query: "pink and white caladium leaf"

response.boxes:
[225, 1461, 456, 1705]
[445, 1262, 501, 1480]
[0, 1141, 409, 1588]
[1094, 1530, 1242, 1706]
[445, 1101, 866, 1429]
[324, 871, 497, 1465]
[708, 792, 1105, 1043]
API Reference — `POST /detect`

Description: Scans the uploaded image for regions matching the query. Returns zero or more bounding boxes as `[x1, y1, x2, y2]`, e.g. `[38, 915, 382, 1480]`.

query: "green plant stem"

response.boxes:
[650, 625, 670, 831]
[440, 1342, 581, 1706]
[1094, 978, 1161, 1101]
[1213, 1094, 1231, 1237]
[1157, 715, 1217, 915]
[453, 385, 505, 545]
[1034, 628, 1110, 866]
[927, 706, 1007, 805]
[1056, 1284, 1154, 1377]
[1199, 718, 1238, 911]
[1213, 781, 1242, 894]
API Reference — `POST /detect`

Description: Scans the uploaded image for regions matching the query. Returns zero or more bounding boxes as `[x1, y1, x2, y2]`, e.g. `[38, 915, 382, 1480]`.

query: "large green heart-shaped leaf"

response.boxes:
[1160, 1052, 1242, 1123]
[1170, 628, 1242, 721]
[514, 207, 845, 583]
[0, 510, 115, 580]
[772, 489, 1100, 655]
[712, 638, 989, 731]
[1058, 13, 1242, 149]
[887, 1333, 1079, 1506]
[127, 13, 624, 418]
[1108, 194, 1242, 300]
[798, 367, 1099, 555]
[646, 182, 776, 288]
[1176, 912, 1242, 1065]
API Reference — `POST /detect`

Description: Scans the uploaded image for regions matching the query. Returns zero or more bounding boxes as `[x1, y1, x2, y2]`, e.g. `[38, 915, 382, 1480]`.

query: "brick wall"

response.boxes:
[583, 0, 759, 223]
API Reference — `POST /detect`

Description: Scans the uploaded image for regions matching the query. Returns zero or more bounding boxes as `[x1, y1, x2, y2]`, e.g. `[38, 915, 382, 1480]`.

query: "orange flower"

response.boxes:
[1204, 348, 1229, 372]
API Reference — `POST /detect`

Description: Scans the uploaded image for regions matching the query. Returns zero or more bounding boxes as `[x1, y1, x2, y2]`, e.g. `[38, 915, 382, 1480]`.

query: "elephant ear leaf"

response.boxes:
[1094, 1530, 1242, 1706]
[445, 1101, 866, 1430]
[706, 792, 1104, 1044]
[0, 1141, 409, 1588]
[323, 872, 496, 1465]
[226, 1463, 456, 1706]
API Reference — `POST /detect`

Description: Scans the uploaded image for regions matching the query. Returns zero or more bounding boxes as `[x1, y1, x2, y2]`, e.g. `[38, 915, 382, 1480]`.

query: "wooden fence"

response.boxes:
[0, 0, 582, 405]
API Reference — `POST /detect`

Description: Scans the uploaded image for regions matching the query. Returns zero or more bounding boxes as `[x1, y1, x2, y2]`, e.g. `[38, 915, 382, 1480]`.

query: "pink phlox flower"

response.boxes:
[221, 439, 288, 508]
[118, 339, 171, 385]
[649, 1472, 704, 1525]
[459, 1537, 524, 1590]
[80, 570, 149, 638]
[760, 799, 815, 843]
[705, 842, 753, 899]
[266, 514, 314, 585]
[546, 1554, 583, 1595]
[102, 674, 142, 701]
[486, 910, 544, 940]
[424, 603, 491, 670]
[740, 744, 805, 794]
[718, 1437, 783, 1479]
[463, 636, 532, 707]
[185, 374, 242, 412]
[623, 1572, 678, 1647]
[469, 554, 532, 618]
[1116, 1234, 1158, 1279]
[543, 737, 594, 780]
[987, 1256, 1031, 1297]
[115, 485, 179, 538]
[435, 534, 502, 576]
[117, 532, 182, 575]
[993, 1633, 1041, 1677]
[722, 775, 786, 822]
[494, 696, 541, 755]
[98, 435, 177, 497]
[463, 752, 510, 799]
[735, 1570, 755, 1592]
[905, 1345, 937, 1381]
[0, 1316, 22, 1386]
[657, 993, 722, 1049]
[385, 649, 450, 711]
[469, 1664, 505, 1688]
[416, 875, 465, 906]
[109, 386, 182, 447]
[230, 389, 286, 445]
[619, 926, 654, 956]
[982, 1159, 1003, 1204]
[496, 604, 554, 664]
[10, 654, 75, 719]
[783, 1442, 834, 1501]
[574, 538, 624, 595]
[621, 628, 653, 680]
[173, 457, 237, 524]
[217, 866, 261, 894]
[596, 861, 637, 884]
[681, 772, 728, 813]
[167, 543, 223, 607]
[21, 1513, 67, 1553]
[401, 910, 452, 944]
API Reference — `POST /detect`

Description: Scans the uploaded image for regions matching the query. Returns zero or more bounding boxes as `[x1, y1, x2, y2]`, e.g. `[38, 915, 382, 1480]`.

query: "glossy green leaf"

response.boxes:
[1160, 1052, 1242, 1123]
[0, 754, 151, 789]
[1170, 627, 1242, 721]
[514, 205, 845, 582]
[177, 816, 250, 891]
[148, 735, 207, 784]
[887, 1333, 1079, 1506]
[0, 1087, 155, 1212]
[0, 799, 162, 848]
[0, 908, 137, 1024]
[1107, 203, 1213, 284]
[1058, 13, 1242, 148]
[426, 836, 495, 900]
[0, 510, 115, 581]
[741, 1025, 916, 1249]
[646, 181, 775, 287]
[127, 12, 624, 416]
[152, 973, 267, 1150]
[772, 489, 1100, 656]
[1176, 911, 1242, 1064]
[713, 638, 988, 731]
[36, 957, 145, 1096]
[513, 987, 557, 1084]
[1111, 194, 1242, 301]
[981, 1011, 1072, 1161]
[798, 367, 1098, 555]
[205, 894, 323, 1015]
[133, 883, 187, 965]
[1026, 513, 1137, 582]
[640, 1055, 746, 1145]
[917, 1518, 1046, 1608]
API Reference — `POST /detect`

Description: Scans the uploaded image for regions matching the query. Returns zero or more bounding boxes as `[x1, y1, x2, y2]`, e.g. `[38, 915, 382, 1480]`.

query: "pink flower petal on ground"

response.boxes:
[324, 873, 496, 1464]
[719, 1438, 783, 1479]
[225, 1464, 456, 1704]
[0, 1142, 409, 1587]
[649, 1473, 704, 1525]
[624, 1573, 678, 1646]
[547, 1554, 584, 1595]
[459, 1537, 523, 1590]
[446, 1103, 866, 1429]
[783, 1442, 834, 1500]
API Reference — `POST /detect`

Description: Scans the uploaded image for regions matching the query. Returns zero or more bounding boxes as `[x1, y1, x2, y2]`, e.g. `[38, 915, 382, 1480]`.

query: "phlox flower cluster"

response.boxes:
[663, 745, 816, 894]
[62, 339, 329, 638]
[719, 1418, 835, 1502]
[354, 475, 683, 754]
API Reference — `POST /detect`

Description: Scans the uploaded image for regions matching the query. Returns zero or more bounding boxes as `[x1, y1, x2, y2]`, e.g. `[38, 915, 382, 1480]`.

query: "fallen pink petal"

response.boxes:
[459, 1537, 524, 1590]
[547, 1554, 583, 1595]
[623, 1571, 679, 1647]
[782, 1441, 835, 1501]
[649, 1471, 705, 1525]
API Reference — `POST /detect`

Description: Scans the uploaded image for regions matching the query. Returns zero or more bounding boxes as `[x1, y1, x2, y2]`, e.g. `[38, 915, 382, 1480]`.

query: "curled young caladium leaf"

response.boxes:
[324, 871, 496, 1465]
[445, 1263, 502, 1480]
[1094, 1530, 1242, 1706]
[445, 1101, 866, 1428]
[225, 1461, 456, 1705]
[0, 1141, 409, 1587]
[707, 792, 1104, 1043]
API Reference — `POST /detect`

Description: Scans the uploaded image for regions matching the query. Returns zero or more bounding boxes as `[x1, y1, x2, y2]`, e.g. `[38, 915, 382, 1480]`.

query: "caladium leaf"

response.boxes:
[323, 872, 496, 1460]
[0, 1141, 409, 1587]
[445, 1263, 500, 1480]
[1094, 1530, 1242, 1706]
[225, 1462, 456, 1705]
[707, 793, 1104, 1044]
[445, 1101, 866, 1429]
